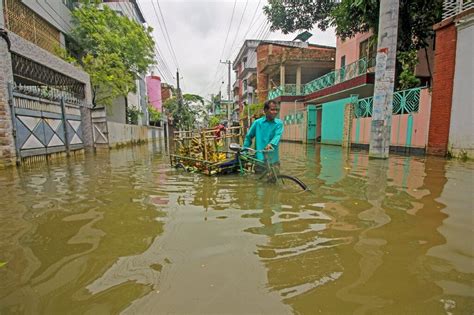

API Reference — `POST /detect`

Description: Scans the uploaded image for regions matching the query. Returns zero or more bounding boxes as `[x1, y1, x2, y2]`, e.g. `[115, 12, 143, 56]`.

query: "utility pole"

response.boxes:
[220, 60, 232, 122]
[369, 0, 400, 159]
[176, 69, 184, 129]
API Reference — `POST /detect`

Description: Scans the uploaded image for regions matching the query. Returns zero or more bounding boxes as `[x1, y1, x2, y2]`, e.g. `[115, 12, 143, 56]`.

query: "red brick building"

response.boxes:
[256, 41, 336, 103]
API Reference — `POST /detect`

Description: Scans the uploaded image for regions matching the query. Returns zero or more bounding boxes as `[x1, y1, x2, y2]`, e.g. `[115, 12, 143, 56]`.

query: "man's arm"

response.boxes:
[269, 121, 284, 147]
[243, 121, 257, 148]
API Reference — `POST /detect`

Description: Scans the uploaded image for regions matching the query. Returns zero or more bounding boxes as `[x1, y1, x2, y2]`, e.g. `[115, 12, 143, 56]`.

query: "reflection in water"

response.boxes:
[0, 141, 473, 314]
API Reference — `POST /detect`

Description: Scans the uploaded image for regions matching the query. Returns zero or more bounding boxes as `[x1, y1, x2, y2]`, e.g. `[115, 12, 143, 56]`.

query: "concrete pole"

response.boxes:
[280, 65, 285, 87]
[296, 65, 302, 94]
[369, 0, 399, 159]
[0, 1, 17, 168]
[227, 61, 231, 122]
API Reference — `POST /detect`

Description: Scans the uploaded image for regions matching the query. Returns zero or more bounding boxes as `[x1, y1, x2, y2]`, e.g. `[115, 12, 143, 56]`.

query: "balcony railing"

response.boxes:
[354, 87, 421, 118]
[267, 57, 375, 100]
[442, 0, 474, 19]
[268, 84, 304, 100]
[304, 57, 375, 95]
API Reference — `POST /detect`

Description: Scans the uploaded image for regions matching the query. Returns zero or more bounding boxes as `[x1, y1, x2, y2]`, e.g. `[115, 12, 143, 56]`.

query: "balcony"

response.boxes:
[267, 57, 375, 100]
[442, 0, 474, 19]
[4, 0, 62, 55]
[303, 57, 375, 95]
[268, 84, 304, 100]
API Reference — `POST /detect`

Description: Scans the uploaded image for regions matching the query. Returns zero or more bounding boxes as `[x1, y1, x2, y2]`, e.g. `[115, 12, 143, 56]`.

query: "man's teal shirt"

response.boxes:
[243, 116, 284, 163]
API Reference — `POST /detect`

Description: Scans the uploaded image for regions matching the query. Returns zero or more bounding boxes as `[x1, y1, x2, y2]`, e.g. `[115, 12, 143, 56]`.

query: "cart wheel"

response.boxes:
[277, 174, 308, 191]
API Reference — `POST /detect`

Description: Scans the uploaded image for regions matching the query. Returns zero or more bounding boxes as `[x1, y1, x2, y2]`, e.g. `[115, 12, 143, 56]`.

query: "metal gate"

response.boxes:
[307, 105, 317, 142]
[9, 84, 84, 161]
[91, 107, 109, 145]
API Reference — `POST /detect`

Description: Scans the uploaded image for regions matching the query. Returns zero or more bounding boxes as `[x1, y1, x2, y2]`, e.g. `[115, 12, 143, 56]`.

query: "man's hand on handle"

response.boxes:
[264, 144, 274, 151]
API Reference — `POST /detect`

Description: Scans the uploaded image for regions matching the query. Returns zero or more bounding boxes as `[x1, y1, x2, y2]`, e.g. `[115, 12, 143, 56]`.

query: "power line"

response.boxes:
[228, 0, 262, 59]
[114, 1, 174, 84]
[226, 0, 248, 59]
[114, 1, 175, 86]
[155, 0, 179, 70]
[203, 0, 238, 95]
[219, 0, 237, 62]
[201, 0, 248, 96]
[148, 0, 176, 67]
[242, 0, 262, 40]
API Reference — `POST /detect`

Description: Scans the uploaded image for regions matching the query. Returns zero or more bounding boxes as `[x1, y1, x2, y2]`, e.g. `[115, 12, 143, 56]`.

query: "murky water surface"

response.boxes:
[1, 142, 473, 314]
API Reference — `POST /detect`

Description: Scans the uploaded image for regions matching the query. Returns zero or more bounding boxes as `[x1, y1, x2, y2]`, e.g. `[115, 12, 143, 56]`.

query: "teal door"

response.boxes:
[307, 105, 317, 142]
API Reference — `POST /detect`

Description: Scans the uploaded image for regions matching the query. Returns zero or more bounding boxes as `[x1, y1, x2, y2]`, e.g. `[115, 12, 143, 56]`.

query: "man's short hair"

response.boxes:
[264, 100, 278, 110]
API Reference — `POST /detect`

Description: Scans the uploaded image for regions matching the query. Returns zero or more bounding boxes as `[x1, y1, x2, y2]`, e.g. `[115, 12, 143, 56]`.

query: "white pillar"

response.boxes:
[280, 65, 285, 87]
[296, 65, 302, 94]
[369, 0, 399, 159]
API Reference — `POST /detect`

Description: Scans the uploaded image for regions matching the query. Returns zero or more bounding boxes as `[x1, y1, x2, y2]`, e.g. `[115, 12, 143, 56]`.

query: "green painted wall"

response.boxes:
[321, 97, 352, 145]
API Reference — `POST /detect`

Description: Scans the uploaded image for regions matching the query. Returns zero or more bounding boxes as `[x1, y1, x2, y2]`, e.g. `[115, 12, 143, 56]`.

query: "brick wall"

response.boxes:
[0, 39, 16, 168]
[161, 85, 172, 103]
[256, 45, 269, 103]
[427, 22, 457, 156]
[256, 43, 336, 103]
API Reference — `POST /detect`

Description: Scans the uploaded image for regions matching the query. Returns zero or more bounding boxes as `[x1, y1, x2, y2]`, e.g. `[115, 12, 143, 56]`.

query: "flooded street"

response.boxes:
[0, 142, 473, 314]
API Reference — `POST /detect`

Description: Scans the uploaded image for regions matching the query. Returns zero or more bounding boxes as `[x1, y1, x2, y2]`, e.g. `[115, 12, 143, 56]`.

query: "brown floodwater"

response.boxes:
[0, 141, 473, 314]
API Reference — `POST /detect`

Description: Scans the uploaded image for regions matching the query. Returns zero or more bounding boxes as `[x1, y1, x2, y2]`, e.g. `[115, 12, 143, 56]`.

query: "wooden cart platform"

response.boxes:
[170, 126, 243, 176]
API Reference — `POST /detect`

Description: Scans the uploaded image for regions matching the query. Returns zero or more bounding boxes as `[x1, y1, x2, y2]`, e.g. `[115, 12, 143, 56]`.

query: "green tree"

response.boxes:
[264, 0, 443, 53]
[208, 116, 220, 128]
[68, 2, 155, 106]
[397, 50, 421, 90]
[148, 105, 162, 126]
[164, 94, 207, 130]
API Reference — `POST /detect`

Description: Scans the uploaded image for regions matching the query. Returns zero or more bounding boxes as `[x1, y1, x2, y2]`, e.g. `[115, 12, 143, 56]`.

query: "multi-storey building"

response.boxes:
[0, 0, 93, 167]
[233, 40, 260, 111]
[264, 32, 436, 155]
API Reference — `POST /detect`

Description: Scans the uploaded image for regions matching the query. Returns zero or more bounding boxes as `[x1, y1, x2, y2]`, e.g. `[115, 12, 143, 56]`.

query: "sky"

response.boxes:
[137, 0, 336, 100]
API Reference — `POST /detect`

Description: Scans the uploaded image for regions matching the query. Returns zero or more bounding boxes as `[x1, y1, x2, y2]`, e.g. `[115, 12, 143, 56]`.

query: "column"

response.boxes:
[369, 0, 400, 159]
[296, 65, 302, 94]
[280, 65, 285, 87]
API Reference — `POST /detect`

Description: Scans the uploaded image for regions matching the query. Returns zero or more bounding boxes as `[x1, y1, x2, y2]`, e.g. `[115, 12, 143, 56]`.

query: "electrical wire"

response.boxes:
[155, 0, 180, 70]
[226, 0, 248, 59]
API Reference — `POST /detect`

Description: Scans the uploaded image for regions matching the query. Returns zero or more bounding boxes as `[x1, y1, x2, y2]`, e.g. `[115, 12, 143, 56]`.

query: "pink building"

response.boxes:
[146, 75, 162, 112]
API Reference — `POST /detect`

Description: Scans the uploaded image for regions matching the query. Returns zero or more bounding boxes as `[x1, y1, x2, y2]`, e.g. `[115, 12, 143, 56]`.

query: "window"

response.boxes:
[340, 55, 346, 68]
[359, 37, 376, 61]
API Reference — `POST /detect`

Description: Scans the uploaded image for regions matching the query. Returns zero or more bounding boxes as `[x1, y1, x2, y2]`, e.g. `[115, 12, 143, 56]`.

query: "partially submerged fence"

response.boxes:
[8, 83, 87, 163]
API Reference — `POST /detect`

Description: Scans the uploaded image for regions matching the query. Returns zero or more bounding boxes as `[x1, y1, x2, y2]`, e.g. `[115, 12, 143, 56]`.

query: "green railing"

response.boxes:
[354, 97, 373, 118]
[283, 112, 304, 125]
[304, 57, 375, 95]
[267, 57, 375, 100]
[268, 84, 303, 100]
[268, 86, 283, 100]
[393, 87, 421, 114]
[354, 87, 421, 118]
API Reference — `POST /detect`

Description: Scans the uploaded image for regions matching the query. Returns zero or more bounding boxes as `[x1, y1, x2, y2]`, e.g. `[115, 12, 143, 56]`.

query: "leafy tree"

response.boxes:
[264, 0, 443, 52]
[241, 103, 264, 119]
[397, 50, 421, 90]
[127, 106, 141, 125]
[164, 94, 207, 130]
[148, 105, 162, 126]
[208, 116, 220, 128]
[68, 2, 155, 106]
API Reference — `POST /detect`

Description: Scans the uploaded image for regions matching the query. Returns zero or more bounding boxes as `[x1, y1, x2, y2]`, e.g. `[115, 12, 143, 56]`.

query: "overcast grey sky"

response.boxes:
[138, 0, 336, 99]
